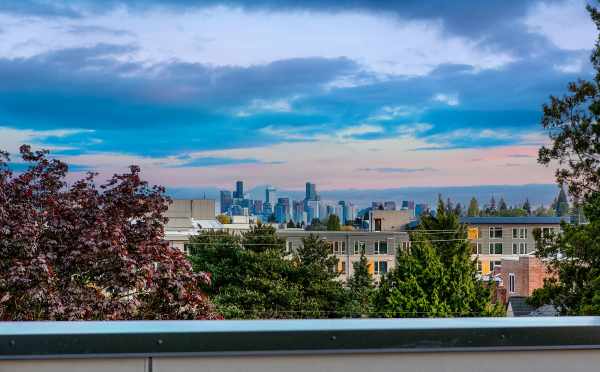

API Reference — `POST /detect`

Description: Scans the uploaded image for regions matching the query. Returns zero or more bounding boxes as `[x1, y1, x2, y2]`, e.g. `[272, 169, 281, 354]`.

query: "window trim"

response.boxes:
[508, 273, 516, 293]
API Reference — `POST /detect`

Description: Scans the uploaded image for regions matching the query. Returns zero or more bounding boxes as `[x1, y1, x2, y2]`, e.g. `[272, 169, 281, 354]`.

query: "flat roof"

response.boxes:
[460, 216, 570, 225]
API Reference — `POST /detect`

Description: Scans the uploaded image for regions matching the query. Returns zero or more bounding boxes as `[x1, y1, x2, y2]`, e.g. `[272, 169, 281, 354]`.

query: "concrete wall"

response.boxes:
[369, 210, 412, 232]
[4, 350, 600, 372]
[500, 256, 553, 298]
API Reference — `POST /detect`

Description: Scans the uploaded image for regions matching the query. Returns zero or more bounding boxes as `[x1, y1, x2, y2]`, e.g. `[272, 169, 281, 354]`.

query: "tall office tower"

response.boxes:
[401, 200, 415, 210]
[415, 203, 429, 218]
[384, 201, 397, 211]
[265, 185, 277, 204]
[275, 197, 290, 223]
[219, 190, 233, 214]
[292, 200, 304, 224]
[372, 201, 383, 210]
[233, 180, 244, 199]
[252, 200, 263, 215]
[306, 200, 320, 223]
[305, 182, 318, 201]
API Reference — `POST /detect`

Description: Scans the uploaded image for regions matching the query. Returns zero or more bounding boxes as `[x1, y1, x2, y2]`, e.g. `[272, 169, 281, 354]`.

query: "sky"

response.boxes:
[0, 0, 597, 191]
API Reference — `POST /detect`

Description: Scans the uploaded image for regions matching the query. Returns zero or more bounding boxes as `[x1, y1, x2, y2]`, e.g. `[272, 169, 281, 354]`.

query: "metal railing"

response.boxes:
[1, 317, 600, 371]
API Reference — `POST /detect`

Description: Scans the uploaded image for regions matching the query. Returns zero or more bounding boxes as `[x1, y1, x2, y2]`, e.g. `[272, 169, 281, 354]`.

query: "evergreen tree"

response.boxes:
[293, 234, 349, 318]
[287, 220, 296, 228]
[530, 4, 600, 313]
[467, 197, 479, 217]
[454, 202, 463, 217]
[523, 199, 532, 215]
[556, 188, 569, 216]
[372, 198, 504, 317]
[326, 214, 341, 231]
[346, 250, 374, 317]
[498, 197, 508, 212]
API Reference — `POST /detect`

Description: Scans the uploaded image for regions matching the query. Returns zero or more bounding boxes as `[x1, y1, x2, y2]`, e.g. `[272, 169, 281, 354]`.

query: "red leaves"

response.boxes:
[0, 145, 219, 320]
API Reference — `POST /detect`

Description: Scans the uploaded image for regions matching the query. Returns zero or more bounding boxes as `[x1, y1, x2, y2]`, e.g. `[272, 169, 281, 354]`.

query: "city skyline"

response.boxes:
[0, 0, 596, 189]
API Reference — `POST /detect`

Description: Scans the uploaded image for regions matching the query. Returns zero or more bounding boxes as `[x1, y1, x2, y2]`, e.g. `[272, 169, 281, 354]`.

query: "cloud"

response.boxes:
[432, 93, 459, 106]
[169, 157, 260, 168]
[65, 25, 135, 37]
[358, 167, 438, 173]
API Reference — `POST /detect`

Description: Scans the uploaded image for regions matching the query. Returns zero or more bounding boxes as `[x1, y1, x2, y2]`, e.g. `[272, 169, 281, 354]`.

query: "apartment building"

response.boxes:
[277, 230, 410, 281]
[369, 209, 412, 232]
[462, 216, 569, 275]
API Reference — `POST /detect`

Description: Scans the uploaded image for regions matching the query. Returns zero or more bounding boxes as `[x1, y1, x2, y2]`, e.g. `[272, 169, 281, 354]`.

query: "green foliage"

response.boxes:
[530, 193, 600, 314]
[306, 218, 327, 231]
[537, 4, 600, 201]
[188, 227, 349, 319]
[467, 197, 479, 217]
[523, 199, 532, 215]
[346, 250, 374, 317]
[372, 197, 504, 318]
[326, 214, 341, 231]
[286, 220, 296, 228]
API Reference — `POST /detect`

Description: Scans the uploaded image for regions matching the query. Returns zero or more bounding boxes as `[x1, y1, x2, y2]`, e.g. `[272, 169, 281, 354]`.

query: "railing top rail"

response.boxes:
[1, 317, 600, 359]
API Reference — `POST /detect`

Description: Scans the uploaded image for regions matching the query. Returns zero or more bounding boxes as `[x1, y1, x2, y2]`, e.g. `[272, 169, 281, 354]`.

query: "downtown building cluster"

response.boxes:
[219, 181, 361, 226]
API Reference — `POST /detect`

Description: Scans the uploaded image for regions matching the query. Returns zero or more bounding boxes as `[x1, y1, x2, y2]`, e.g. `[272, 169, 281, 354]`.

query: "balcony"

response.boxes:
[1, 317, 600, 372]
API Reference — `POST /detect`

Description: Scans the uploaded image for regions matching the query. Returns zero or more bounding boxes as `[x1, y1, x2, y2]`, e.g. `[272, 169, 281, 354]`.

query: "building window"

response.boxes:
[340, 261, 346, 274]
[476, 260, 483, 273]
[402, 241, 411, 250]
[512, 243, 518, 255]
[513, 228, 528, 239]
[374, 240, 388, 255]
[286, 240, 293, 253]
[508, 273, 516, 293]
[489, 242, 503, 255]
[374, 261, 388, 275]
[489, 226, 503, 239]
[542, 227, 556, 237]
[353, 241, 365, 255]
[520, 242, 528, 255]
[477, 243, 482, 255]
[333, 241, 346, 255]
[490, 260, 502, 271]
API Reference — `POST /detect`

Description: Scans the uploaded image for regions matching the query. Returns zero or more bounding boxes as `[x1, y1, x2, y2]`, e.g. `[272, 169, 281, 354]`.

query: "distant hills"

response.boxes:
[167, 183, 561, 209]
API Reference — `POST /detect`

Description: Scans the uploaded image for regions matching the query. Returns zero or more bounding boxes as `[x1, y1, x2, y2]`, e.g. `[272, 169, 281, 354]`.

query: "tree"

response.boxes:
[267, 213, 276, 223]
[326, 214, 341, 231]
[498, 197, 508, 212]
[188, 224, 300, 319]
[537, 5, 600, 201]
[523, 199, 532, 215]
[372, 197, 503, 317]
[188, 227, 349, 319]
[306, 218, 326, 231]
[529, 193, 600, 314]
[293, 234, 348, 318]
[453, 202, 463, 217]
[346, 250, 374, 317]
[0, 145, 219, 320]
[555, 188, 570, 217]
[286, 220, 296, 228]
[467, 197, 480, 217]
[530, 5, 600, 313]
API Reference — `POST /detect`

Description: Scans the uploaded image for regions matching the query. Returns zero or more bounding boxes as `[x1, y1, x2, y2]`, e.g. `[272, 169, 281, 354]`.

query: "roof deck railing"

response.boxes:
[1, 317, 600, 371]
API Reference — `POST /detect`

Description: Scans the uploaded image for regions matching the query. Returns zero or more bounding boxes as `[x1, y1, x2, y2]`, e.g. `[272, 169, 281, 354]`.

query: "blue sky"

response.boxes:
[0, 0, 596, 190]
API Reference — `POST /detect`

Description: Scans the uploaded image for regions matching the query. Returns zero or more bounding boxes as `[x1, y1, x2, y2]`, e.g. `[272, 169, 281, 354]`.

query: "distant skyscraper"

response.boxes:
[415, 203, 429, 218]
[275, 197, 290, 223]
[265, 185, 276, 204]
[292, 200, 304, 224]
[252, 200, 263, 215]
[401, 200, 415, 210]
[384, 201, 396, 211]
[305, 182, 318, 201]
[219, 190, 233, 214]
[233, 180, 244, 199]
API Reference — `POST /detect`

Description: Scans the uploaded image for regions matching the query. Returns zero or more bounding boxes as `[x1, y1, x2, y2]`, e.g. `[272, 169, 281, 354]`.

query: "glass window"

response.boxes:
[353, 241, 365, 255]
[520, 228, 528, 239]
[340, 241, 346, 254]
[512, 243, 518, 255]
[508, 273, 516, 293]
[375, 240, 388, 254]
[477, 243, 482, 255]
[476, 260, 482, 273]
[542, 227, 556, 237]
[286, 240, 293, 253]
[490, 260, 502, 271]
[340, 261, 346, 274]
[489, 242, 503, 255]
[512, 228, 518, 239]
[520, 242, 528, 255]
[374, 261, 388, 274]
[489, 226, 503, 239]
